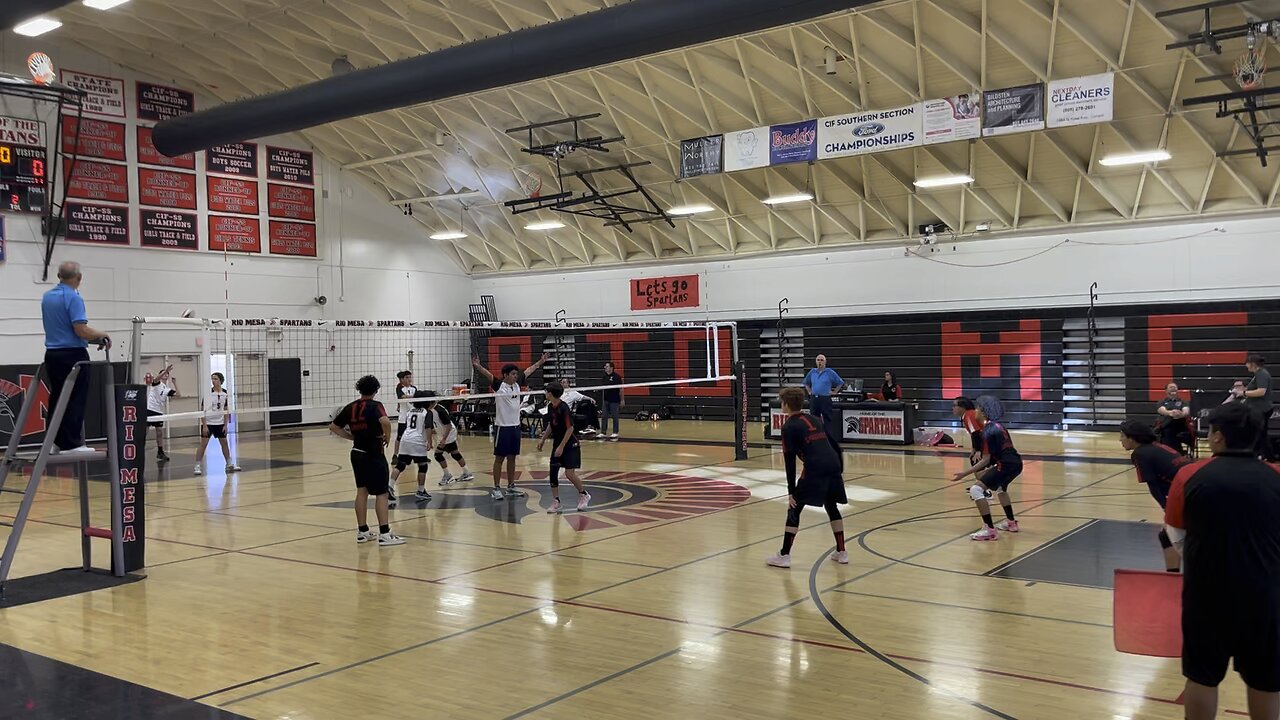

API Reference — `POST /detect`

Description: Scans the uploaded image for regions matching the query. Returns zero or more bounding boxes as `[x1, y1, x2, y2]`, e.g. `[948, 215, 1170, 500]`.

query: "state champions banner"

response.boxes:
[818, 103, 922, 160]
[1047, 73, 1114, 128]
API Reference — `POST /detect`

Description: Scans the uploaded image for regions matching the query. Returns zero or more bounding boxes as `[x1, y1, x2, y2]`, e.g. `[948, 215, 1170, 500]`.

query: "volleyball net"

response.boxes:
[128, 316, 748, 458]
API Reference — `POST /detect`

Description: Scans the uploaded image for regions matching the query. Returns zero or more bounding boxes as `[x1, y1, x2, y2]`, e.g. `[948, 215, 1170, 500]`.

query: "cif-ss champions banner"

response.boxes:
[769, 120, 818, 165]
[983, 83, 1045, 137]
[1047, 73, 1114, 128]
[679, 135, 723, 179]
[723, 127, 769, 172]
[818, 103, 922, 160]
[923, 94, 981, 145]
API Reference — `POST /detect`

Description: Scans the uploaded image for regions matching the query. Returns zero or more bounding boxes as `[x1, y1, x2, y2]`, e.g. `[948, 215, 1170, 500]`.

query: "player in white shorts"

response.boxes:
[424, 393, 474, 493]
[194, 372, 241, 476]
[389, 390, 432, 507]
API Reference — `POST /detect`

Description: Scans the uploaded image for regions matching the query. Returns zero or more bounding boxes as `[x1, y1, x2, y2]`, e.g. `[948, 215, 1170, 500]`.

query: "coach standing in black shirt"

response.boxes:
[1165, 402, 1280, 719]
[600, 362, 623, 441]
[1244, 355, 1274, 459]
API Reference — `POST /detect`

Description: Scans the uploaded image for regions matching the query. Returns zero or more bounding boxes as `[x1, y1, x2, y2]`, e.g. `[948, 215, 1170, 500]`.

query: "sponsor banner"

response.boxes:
[923, 94, 981, 145]
[60, 70, 126, 118]
[138, 168, 197, 210]
[267, 183, 315, 221]
[209, 215, 261, 253]
[67, 160, 129, 203]
[66, 202, 129, 245]
[818, 103, 922, 160]
[983, 83, 1045, 137]
[0, 116, 45, 146]
[842, 407, 907, 443]
[136, 81, 194, 121]
[266, 146, 314, 185]
[208, 176, 260, 215]
[629, 274, 699, 311]
[268, 220, 317, 257]
[61, 116, 127, 161]
[769, 119, 818, 165]
[136, 126, 195, 169]
[679, 135, 723, 179]
[114, 385, 146, 572]
[207, 142, 258, 177]
[723, 127, 770, 172]
[1047, 72, 1114, 128]
[140, 209, 198, 251]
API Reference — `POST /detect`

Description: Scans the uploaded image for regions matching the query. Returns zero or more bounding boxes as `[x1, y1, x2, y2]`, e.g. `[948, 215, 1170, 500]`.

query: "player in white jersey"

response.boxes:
[145, 365, 177, 464]
[194, 372, 241, 476]
[425, 394, 474, 492]
[473, 353, 549, 501]
[392, 370, 416, 465]
[389, 390, 433, 507]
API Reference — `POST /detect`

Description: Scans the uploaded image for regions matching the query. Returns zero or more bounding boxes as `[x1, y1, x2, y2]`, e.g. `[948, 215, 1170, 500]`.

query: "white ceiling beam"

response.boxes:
[983, 141, 1070, 222]
[1041, 133, 1131, 218]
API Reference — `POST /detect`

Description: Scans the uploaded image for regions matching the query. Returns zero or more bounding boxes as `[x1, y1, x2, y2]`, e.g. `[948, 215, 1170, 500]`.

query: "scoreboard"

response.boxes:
[0, 143, 47, 214]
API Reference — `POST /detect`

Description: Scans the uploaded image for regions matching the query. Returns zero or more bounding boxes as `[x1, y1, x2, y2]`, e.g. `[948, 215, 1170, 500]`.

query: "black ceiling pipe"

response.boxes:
[153, 0, 873, 157]
[2, 0, 80, 31]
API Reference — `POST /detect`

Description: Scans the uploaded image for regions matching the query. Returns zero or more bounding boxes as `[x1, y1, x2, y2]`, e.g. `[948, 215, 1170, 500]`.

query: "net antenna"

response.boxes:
[777, 298, 790, 388]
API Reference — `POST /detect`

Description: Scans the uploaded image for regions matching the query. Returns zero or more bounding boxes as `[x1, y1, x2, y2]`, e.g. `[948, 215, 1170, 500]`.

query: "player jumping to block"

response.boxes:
[766, 387, 849, 568]
[951, 395, 1022, 541]
[329, 375, 405, 547]
[423, 392, 474, 491]
[1119, 419, 1190, 573]
[390, 390, 433, 506]
[194, 372, 241, 476]
[538, 382, 591, 513]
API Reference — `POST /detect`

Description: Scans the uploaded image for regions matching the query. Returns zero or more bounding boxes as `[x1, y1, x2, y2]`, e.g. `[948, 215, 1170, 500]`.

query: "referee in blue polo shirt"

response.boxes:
[41, 261, 111, 454]
[803, 354, 845, 444]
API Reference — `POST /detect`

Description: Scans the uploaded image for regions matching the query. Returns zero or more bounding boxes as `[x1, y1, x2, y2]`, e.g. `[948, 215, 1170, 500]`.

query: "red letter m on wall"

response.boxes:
[942, 320, 1043, 401]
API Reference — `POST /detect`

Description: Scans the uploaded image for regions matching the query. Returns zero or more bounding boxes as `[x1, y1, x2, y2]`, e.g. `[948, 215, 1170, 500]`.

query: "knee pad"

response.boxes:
[1158, 528, 1172, 549]
[450, 452, 464, 462]
[416, 462, 431, 474]
[434, 450, 446, 464]
[394, 459, 410, 473]
[968, 484, 992, 502]
[1165, 525, 1186, 548]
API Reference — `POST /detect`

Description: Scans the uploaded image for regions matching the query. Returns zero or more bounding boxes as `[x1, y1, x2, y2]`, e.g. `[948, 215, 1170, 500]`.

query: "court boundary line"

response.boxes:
[189, 662, 320, 701]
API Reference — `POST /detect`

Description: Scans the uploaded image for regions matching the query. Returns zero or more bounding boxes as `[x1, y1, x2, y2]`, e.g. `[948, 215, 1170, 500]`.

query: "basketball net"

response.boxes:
[514, 166, 543, 199]
[1235, 49, 1267, 91]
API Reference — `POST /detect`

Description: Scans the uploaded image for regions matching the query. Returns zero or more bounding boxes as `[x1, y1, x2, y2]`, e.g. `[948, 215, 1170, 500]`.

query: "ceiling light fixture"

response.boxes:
[762, 193, 813, 206]
[525, 221, 565, 231]
[913, 175, 974, 188]
[1099, 150, 1172, 166]
[14, 17, 62, 36]
[430, 231, 468, 241]
[667, 204, 714, 216]
[83, 0, 132, 9]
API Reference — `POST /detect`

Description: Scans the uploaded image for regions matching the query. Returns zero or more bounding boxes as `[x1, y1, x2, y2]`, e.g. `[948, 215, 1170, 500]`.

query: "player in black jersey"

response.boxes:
[329, 375, 405, 547]
[951, 395, 1022, 541]
[766, 387, 849, 569]
[537, 382, 591, 513]
[1120, 419, 1190, 572]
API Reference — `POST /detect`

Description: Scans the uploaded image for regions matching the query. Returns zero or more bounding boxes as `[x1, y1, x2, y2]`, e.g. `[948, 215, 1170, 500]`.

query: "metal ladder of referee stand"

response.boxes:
[0, 359, 125, 598]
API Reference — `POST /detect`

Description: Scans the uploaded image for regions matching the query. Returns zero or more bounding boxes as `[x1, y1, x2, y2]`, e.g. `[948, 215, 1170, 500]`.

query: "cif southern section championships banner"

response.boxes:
[724, 127, 769, 171]
[769, 120, 818, 165]
[924, 94, 981, 145]
[1047, 73, 1114, 128]
[818, 104, 921, 160]
[679, 135, 723, 179]
[983, 84, 1045, 137]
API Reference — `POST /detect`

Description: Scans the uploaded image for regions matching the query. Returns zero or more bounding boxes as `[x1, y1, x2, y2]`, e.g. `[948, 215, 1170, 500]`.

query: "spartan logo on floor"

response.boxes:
[308, 471, 752, 531]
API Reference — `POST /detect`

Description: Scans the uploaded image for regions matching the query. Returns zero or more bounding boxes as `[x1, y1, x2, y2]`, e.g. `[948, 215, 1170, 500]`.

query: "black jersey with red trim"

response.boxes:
[548, 400, 579, 448]
[334, 399, 387, 453]
[780, 413, 841, 493]
[962, 409, 985, 449]
[1131, 442, 1190, 485]
[980, 422, 1020, 465]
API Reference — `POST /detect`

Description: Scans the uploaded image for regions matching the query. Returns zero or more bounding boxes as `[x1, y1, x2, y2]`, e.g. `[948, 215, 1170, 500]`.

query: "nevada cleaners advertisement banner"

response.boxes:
[983, 83, 1045, 136]
[818, 103, 922, 160]
[769, 120, 818, 165]
[1047, 73, 1114, 128]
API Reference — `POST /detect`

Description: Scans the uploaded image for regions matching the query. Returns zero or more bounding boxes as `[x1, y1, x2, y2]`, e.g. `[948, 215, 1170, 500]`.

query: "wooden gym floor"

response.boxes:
[0, 420, 1232, 719]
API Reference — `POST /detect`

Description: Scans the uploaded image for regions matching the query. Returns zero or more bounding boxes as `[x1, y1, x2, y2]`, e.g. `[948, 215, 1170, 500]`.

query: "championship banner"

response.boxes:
[136, 126, 195, 169]
[1047, 72, 1114, 128]
[769, 119, 818, 165]
[679, 135, 723, 179]
[61, 116, 127, 161]
[207, 176, 260, 215]
[136, 81, 194, 121]
[818, 103, 921, 160]
[629, 274, 699, 311]
[267, 183, 315, 221]
[983, 83, 1045, 137]
[140, 209, 198, 251]
[207, 142, 259, 177]
[268, 220, 317, 257]
[66, 202, 129, 245]
[67, 160, 129, 203]
[209, 215, 261, 253]
[923, 94, 981, 145]
[60, 70, 126, 118]
[114, 385, 146, 572]
[138, 168, 197, 210]
[723, 127, 770, 172]
[842, 407, 908, 443]
[266, 146, 314, 185]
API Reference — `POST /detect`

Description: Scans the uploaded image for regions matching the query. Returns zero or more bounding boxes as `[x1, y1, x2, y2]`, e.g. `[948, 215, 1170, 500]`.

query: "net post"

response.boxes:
[732, 360, 748, 461]
[129, 318, 143, 384]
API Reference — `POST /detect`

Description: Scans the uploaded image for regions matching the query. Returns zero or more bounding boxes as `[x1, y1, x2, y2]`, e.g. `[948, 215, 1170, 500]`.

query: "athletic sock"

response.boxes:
[981, 513, 995, 529]
[834, 531, 846, 552]
[1003, 505, 1016, 522]
[358, 525, 369, 533]
[379, 524, 390, 534]
[781, 532, 796, 556]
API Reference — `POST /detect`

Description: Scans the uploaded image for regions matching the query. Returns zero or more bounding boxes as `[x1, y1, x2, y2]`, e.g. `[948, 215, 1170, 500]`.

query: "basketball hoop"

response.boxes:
[27, 53, 55, 85]
[1235, 49, 1267, 91]
[513, 166, 543, 199]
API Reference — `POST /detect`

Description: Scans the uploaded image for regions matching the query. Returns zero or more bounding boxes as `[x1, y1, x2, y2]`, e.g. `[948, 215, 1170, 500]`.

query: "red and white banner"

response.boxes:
[266, 183, 314, 221]
[842, 407, 907, 442]
[0, 116, 45, 147]
[207, 176, 259, 215]
[60, 70, 126, 117]
[61, 116, 127, 161]
[268, 220, 317, 257]
[138, 168, 196, 210]
[630, 274, 699, 311]
[136, 126, 195, 169]
[67, 160, 129, 203]
[209, 215, 261, 253]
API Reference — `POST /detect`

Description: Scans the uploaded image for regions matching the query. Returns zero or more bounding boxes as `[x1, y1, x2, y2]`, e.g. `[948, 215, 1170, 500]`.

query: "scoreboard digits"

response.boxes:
[0, 143, 48, 214]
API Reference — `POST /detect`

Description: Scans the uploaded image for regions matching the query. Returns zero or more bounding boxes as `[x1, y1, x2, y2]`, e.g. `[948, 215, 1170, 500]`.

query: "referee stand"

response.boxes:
[0, 354, 147, 602]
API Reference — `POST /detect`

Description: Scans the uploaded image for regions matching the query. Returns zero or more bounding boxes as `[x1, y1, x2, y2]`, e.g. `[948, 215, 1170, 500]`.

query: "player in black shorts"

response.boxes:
[1119, 419, 1190, 573]
[537, 382, 591, 513]
[951, 395, 1022, 541]
[329, 375, 405, 547]
[766, 387, 849, 569]
[1165, 402, 1280, 719]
